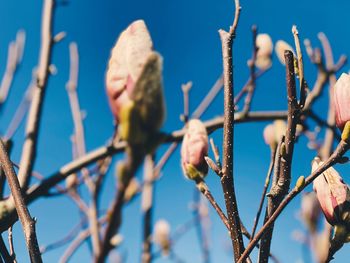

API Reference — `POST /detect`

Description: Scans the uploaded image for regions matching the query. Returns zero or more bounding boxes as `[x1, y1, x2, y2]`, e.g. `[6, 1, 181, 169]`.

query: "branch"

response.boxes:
[238, 140, 350, 263]
[0, 139, 42, 263]
[218, 0, 244, 261]
[0, 30, 25, 107]
[17, 0, 55, 190]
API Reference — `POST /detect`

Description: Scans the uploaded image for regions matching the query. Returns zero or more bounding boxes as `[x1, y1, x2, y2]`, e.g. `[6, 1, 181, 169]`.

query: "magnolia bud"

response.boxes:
[333, 73, 350, 131]
[263, 120, 286, 148]
[106, 20, 165, 145]
[263, 124, 275, 146]
[312, 157, 350, 226]
[106, 20, 153, 119]
[181, 119, 209, 181]
[275, 40, 295, 65]
[255, 33, 273, 70]
[300, 192, 321, 233]
[154, 219, 171, 256]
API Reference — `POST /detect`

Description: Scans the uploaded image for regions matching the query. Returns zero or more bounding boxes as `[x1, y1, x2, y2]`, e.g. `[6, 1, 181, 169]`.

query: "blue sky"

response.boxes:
[1, 0, 350, 262]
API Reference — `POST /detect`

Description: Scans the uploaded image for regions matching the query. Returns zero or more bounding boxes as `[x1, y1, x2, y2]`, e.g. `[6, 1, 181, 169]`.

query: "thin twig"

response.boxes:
[0, 30, 25, 107]
[181, 82, 192, 123]
[141, 155, 155, 263]
[8, 226, 16, 263]
[250, 147, 275, 239]
[242, 25, 258, 114]
[192, 189, 210, 263]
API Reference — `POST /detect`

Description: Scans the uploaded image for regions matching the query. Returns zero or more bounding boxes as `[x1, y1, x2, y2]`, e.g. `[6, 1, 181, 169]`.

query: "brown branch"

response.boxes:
[238, 140, 350, 263]
[259, 50, 300, 263]
[0, 139, 42, 263]
[218, 0, 244, 261]
[0, 111, 288, 234]
[196, 180, 229, 229]
[17, 0, 55, 190]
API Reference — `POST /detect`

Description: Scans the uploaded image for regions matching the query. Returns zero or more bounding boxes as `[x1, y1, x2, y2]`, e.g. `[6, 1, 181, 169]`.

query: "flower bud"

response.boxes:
[312, 157, 350, 226]
[106, 20, 165, 145]
[181, 119, 209, 181]
[300, 192, 321, 233]
[263, 120, 286, 148]
[255, 33, 273, 70]
[275, 40, 295, 65]
[106, 20, 153, 119]
[154, 219, 171, 255]
[333, 73, 350, 131]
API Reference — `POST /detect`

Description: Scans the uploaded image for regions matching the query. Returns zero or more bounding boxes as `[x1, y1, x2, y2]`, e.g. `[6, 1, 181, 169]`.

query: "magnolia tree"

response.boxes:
[1, 0, 350, 262]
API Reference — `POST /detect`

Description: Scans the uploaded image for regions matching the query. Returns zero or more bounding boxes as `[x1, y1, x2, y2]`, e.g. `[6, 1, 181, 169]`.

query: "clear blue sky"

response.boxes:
[0, 0, 350, 262]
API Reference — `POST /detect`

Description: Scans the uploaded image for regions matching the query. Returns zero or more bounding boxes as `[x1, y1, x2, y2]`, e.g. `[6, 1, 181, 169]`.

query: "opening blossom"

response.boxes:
[333, 73, 350, 131]
[312, 157, 350, 226]
[181, 119, 209, 181]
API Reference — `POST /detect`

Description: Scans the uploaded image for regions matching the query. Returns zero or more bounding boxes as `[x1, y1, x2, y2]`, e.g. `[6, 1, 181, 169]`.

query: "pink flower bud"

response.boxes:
[106, 20, 153, 119]
[255, 33, 273, 70]
[333, 73, 350, 130]
[312, 157, 350, 226]
[181, 119, 209, 180]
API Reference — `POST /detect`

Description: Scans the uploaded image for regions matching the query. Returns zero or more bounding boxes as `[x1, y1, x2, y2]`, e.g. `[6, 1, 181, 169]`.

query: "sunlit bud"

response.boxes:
[300, 192, 321, 233]
[263, 124, 275, 146]
[263, 120, 286, 148]
[255, 33, 273, 70]
[333, 73, 350, 131]
[274, 120, 286, 141]
[275, 40, 295, 65]
[154, 219, 171, 256]
[181, 119, 209, 181]
[110, 234, 123, 248]
[312, 157, 350, 226]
